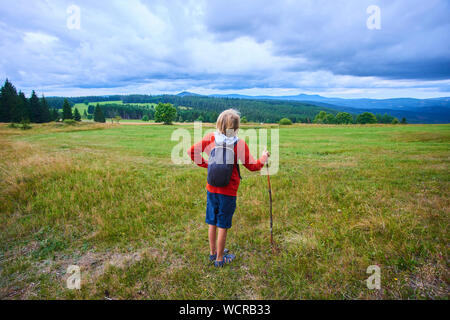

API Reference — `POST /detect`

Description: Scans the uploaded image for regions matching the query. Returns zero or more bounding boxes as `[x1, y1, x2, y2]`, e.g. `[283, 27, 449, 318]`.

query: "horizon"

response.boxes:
[9, 85, 450, 101]
[1, 1, 449, 100]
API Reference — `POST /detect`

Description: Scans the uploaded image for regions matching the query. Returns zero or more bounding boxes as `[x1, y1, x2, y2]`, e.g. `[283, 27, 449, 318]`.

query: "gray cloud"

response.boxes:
[204, 0, 450, 80]
[0, 0, 449, 98]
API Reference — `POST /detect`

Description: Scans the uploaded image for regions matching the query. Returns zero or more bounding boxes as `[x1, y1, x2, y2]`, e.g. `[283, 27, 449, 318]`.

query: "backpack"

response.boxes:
[207, 139, 242, 187]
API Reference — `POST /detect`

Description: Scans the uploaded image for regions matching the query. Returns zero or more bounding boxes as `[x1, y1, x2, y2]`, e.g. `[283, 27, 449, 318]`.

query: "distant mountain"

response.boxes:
[177, 91, 202, 97]
[208, 93, 450, 123]
[211, 93, 450, 110]
[48, 90, 450, 124]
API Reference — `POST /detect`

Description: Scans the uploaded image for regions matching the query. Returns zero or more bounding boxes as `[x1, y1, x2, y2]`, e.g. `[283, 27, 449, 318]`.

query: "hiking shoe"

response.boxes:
[214, 254, 236, 267]
[209, 249, 229, 262]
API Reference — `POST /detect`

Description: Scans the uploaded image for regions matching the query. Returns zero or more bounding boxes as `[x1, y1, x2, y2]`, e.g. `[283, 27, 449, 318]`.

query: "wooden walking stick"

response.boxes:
[266, 162, 274, 249]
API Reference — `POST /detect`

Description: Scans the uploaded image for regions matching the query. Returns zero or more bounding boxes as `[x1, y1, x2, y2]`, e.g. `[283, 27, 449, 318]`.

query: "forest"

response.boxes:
[1, 80, 403, 124]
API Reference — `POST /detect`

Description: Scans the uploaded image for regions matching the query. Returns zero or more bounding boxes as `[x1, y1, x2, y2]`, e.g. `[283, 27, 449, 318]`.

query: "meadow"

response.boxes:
[0, 122, 448, 299]
[72, 101, 156, 119]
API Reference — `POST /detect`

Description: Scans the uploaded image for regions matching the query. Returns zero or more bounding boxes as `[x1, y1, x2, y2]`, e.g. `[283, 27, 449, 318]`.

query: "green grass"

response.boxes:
[0, 122, 448, 299]
[72, 101, 156, 119]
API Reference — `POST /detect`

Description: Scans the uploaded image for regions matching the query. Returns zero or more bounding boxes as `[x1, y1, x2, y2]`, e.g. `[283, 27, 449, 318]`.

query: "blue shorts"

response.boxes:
[206, 191, 237, 229]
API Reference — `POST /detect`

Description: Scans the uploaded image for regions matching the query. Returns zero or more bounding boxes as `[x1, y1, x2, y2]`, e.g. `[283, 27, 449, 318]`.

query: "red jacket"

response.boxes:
[188, 132, 268, 196]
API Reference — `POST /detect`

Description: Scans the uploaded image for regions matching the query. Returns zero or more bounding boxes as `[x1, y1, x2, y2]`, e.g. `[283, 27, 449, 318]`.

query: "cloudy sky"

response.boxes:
[1, 0, 449, 98]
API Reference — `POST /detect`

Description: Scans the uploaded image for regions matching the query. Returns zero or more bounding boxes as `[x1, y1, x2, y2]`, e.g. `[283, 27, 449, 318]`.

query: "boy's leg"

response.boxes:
[216, 227, 228, 261]
[208, 225, 217, 256]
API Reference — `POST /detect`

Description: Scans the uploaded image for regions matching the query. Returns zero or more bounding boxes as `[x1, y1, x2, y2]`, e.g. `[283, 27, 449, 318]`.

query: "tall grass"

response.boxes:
[0, 123, 448, 299]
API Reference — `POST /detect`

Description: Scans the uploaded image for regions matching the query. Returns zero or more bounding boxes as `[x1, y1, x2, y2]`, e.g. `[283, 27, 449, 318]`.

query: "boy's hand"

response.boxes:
[263, 147, 270, 158]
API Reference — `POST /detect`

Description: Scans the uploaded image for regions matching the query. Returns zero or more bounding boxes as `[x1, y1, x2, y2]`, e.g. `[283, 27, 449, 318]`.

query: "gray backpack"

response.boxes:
[207, 140, 242, 187]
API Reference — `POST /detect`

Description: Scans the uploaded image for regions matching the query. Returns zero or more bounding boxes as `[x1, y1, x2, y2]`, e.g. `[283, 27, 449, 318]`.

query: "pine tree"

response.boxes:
[40, 95, 51, 123]
[62, 99, 73, 120]
[29, 91, 41, 123]
[51, 108, 60, 121]
[10, 90, 25, 123]
[18, 92, 30, 122]
[0, 79, 20, 122]
[74, 108, 81, 122]
[94, 104, 105, 123]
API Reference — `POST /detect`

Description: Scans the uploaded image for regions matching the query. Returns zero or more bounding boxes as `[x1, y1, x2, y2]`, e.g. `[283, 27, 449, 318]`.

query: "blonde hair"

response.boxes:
[216, 109, 240, 136]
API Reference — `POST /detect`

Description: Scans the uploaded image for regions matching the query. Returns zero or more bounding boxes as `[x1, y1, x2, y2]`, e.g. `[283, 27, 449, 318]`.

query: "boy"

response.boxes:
[188, 109, 269, 267]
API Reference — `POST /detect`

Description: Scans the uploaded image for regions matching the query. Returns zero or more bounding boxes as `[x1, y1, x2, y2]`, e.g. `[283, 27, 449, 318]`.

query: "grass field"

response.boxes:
[0, 122, 448, 299]
[72, 101, 156, 115]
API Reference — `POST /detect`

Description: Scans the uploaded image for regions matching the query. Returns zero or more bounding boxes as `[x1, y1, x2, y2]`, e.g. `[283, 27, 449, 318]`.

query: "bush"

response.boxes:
[357, 112, 377, 124]
[335, 112, 353, 124]
[20, 119, 32, 130]
[279, 118, 293, 125]
[142, 115, 149, 122]
[63, 119, 77, 125]
[21, 123, 32, 130]
[8, 123, 18, 128]
[314, 111, 327, 124]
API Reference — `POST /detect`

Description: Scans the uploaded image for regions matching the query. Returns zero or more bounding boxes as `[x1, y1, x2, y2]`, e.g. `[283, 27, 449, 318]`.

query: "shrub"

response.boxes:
[357, 112, 377, 124]
[314, 111, 327, 124]
[20, 119, 32, 130]
[63, 119, 77, 125]
[279, 118, 293, 125]
[142, 115, 149, 122]
[335, 112, 353, 124]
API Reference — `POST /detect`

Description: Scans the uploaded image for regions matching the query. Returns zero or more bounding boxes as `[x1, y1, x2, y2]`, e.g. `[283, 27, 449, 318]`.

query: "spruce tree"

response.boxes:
[40, 95, 51, 123]
[29, 91, 41, 123]
[18, 92, 30, 122]
[94, 104, 105, 123]
[10, 90, 24, 123]
[0, 79, 20, 122]
[74, 108, 81, 122]
[51, 108, 60, 121]
[62, 99, 73, 120]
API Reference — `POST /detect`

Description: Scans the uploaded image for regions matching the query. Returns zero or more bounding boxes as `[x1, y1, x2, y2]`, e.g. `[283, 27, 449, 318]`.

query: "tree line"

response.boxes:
[1, 80, 405, 125]
[49, 94, 337, 123]
[85, 103, 155, 120]
[0, 79, 112, 125]
[0, 79, 53, 124]
[313, 111, 407, 124]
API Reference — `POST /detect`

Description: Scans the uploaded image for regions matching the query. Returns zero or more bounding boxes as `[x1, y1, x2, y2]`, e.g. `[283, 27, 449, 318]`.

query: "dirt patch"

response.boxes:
[406, 262, 449, 299]
[59, 247, 166, 282]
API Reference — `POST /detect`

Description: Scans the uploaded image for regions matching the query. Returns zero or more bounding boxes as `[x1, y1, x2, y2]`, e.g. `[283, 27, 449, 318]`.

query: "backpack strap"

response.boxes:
[234, 140, 242, 180]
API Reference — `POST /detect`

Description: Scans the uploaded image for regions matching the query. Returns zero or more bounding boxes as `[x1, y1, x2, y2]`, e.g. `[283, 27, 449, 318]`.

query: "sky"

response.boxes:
[0, 0, 449, 99]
